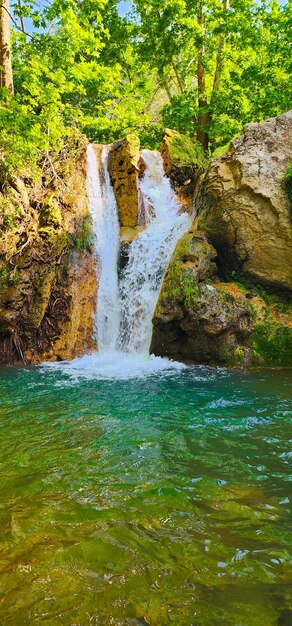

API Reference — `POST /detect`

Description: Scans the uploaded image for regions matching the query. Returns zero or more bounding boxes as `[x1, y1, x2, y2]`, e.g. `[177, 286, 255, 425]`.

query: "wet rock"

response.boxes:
[151, 229, 292, 366]
[108, 134, 141, 228]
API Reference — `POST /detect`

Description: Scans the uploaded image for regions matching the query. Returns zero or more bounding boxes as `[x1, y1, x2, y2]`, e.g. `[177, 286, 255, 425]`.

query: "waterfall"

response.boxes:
[87, 145, 120, 351]
[117, 150, 191, 355]
[89, 146, 191, 359]
[44, 144, 191, 378]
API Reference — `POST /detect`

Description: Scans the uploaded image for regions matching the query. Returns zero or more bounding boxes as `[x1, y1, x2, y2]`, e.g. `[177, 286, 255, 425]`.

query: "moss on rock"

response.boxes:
[250, 321, 292, 366]
[39, 197, 63, 229]
[163, 129, 208, 169]
[161, 129, 208, 209]
[0, 136, 97, 365]
[151, 227, 292, 368]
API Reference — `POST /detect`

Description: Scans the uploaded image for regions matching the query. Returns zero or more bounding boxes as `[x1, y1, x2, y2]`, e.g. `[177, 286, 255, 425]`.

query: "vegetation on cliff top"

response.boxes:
[163, 129, 208, 170]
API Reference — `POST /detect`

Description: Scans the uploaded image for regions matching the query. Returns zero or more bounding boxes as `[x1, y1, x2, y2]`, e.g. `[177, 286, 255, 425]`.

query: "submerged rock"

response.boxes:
[196, 111, 292, 291]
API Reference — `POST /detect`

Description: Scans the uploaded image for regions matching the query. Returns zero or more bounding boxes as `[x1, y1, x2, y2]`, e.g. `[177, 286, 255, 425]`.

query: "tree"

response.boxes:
[133, 0, 291, 153]
[0, 0, 14, 93]
[1, 0, 291, 172]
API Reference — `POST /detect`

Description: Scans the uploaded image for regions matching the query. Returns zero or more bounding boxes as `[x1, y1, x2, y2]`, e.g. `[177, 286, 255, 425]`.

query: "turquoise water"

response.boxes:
[0, 365, 291, 625]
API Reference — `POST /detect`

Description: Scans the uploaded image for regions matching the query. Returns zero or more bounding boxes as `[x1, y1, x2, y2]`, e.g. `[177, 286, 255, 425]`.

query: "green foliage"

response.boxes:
[133, 0, 291, 153]
[0, 194, 22, 233]
[251, 323, 292, 367]
[74, 215, 94, 253]
[0, 0, 290, 169]
[162, 94, 198, 137]
[164, 128, 208, 169]
[283, 162, 292, 204]
[139, 124, 163, 150]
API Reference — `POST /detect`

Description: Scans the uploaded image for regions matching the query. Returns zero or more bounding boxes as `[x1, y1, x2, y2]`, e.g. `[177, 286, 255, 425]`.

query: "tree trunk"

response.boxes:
[196, 1, 210, 152]
[0, 0, 14, 93]
[161, 73, 172, 102]
[17, 0, 25, 34]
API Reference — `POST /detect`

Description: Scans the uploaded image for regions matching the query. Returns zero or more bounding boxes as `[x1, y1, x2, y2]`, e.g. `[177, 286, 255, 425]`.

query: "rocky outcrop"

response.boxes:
[33, 252, 97, 363]
[162, 129, 208, 210]
[151, 228, 292, 366]
[108, 134, 141, 228]
[0, 140, 97, 365]
[196, 111, 292, 291]
[107, 129, 206, 225]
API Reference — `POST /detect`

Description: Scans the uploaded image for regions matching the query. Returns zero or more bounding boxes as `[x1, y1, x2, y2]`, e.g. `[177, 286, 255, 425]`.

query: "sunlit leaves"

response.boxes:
[1, 0, 291, 171]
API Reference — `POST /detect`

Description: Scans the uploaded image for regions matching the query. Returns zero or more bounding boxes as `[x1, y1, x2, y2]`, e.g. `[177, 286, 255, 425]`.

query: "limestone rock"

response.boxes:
[37, 252, 97, 363]
[196, 111, 292, 291]
[108, 134, 141, 228]
[151, 229, 292, 366]
[0, 140, 97, 365]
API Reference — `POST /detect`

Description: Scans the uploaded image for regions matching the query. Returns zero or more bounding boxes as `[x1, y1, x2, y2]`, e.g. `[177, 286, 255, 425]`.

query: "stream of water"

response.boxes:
[117, 150, 190, 355]
[87, 145, 120, 351]
[80, 144, 191, 376]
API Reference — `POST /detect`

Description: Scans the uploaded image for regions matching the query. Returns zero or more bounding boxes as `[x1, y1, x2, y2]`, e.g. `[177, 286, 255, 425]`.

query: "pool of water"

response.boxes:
[0, 365, 291, 625]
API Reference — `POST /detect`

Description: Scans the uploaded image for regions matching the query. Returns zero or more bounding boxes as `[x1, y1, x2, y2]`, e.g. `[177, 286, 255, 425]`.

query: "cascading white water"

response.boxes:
[87, 145, 120, 351]
[43, 144, 191, 378]
[117, 150, 191, 354]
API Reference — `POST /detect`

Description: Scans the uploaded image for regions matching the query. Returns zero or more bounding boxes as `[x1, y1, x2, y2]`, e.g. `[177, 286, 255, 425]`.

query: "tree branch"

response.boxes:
[0, 4, 33, 38]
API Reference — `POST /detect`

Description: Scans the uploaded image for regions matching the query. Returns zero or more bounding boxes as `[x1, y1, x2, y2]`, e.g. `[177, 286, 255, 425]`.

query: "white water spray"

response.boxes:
[43, 144, 191, 378]
[117, 150, 191, 354]
[87, 145, 120, 351]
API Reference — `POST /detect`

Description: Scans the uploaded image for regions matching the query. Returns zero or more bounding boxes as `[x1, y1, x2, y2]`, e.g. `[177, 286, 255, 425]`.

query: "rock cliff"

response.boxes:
[151, 229, 292, 366]
[0, 140, 97, 365]
[196, 111, 292, 291]
[152, 113, 292, 366]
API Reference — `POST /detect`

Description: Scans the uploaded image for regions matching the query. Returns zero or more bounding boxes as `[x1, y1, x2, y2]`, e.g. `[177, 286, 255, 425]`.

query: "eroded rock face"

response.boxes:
[151, 228, 292, 366]
[196, 111, 292, 291]
[33, 252, 97, 363]
[108, 134, 141, 228]
[0, 142, 97, 365]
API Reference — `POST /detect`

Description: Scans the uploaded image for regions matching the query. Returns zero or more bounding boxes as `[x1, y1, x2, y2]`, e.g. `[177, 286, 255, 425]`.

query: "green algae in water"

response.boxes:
[0, 366, 291, 625]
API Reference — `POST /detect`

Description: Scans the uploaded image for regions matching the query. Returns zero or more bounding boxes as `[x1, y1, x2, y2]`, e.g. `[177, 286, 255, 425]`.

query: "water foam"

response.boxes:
[43, 145, 191, 378]
[117, 150, 191, 354]
[42, 352, 186, 380]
